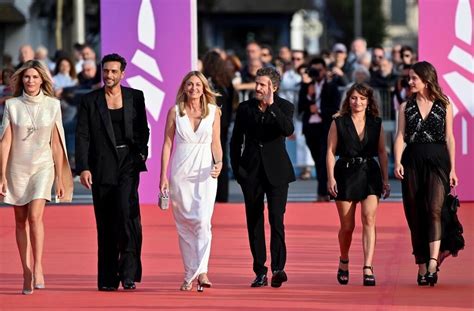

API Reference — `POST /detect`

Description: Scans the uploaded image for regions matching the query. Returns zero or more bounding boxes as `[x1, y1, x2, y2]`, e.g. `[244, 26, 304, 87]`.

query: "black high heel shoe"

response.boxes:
[363, 266, 376, 286]
[417, 273, 428, 286]
[337, 257, 349, 285]
[426, 258, 438, 287]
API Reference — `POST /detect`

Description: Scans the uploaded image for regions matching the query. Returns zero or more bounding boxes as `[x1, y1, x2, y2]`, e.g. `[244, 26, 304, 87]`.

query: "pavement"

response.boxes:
[69, 177, 402, 205]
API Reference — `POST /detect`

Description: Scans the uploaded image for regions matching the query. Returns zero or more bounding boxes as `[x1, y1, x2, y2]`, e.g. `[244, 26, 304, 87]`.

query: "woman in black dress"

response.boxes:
[394, 61, 459, 286]
[327, 83, 390, 286]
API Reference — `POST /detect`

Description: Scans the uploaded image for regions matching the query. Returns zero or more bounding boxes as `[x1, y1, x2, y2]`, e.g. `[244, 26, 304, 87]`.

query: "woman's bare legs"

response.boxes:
[360, 195, 378, 276]
[336, 201, 356, 275]
[14, 205, 33, 292]
[28, 199, 46, 287]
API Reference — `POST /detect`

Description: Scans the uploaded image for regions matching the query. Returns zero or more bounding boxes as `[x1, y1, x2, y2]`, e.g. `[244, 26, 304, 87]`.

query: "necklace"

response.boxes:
[23, 103, 40, 141]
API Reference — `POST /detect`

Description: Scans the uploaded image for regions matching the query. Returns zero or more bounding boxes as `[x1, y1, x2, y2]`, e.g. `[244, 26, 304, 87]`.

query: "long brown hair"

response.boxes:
[175, 71, 219, 118]
[201, 50, 232, 88]
[10, 60, 55, 97]
[338, 83, 380, 117]
[410, 61, 449, 107]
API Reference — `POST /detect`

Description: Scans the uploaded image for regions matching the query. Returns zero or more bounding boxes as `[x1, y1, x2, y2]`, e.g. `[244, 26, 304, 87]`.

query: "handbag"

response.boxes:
[445, 191, 460, 213]
[440, 187, 464, 259]
[158, 190, 169, 210]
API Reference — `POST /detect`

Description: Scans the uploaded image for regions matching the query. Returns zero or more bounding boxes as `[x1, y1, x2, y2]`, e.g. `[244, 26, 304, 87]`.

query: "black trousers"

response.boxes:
[304, 123, 329, 196]
[216, 124, 229, 202]
[91, 147, 142, 288]
[240, 165, 289, 275]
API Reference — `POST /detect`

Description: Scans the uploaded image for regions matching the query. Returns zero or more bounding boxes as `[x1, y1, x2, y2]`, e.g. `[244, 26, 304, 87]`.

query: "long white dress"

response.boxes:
[170, 104, 218, 283]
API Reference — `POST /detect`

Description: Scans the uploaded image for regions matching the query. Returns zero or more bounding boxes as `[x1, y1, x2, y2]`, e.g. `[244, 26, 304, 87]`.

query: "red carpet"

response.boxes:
[0, 202, 473, 310]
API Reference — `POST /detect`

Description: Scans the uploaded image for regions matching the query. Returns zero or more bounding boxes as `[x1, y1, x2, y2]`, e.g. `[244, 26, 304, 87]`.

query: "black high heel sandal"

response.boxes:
[426, 258, 438, 287]
[337, 257, 349, 285]
[363, 266, 376, 286]
[417, 273, 428, 286]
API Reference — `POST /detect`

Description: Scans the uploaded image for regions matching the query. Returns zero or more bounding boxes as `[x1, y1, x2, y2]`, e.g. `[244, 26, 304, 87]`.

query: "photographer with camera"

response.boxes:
[393, 64, 412, 109]
[298, 57, 341, 201]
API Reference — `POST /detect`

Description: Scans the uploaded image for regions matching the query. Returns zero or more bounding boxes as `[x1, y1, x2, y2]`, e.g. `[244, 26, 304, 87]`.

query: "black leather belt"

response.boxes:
[116, 144, 128, 149]
[340, 157, 368, 165]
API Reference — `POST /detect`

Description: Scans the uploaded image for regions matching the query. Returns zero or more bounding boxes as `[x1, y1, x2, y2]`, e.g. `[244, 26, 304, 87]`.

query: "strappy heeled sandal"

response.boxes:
[180, 281, 193, 291]
[197, 273, 212, 292]
[337, 257, 349, 285]
[426, 258, 438, 286]
[363, 266, 376, 286]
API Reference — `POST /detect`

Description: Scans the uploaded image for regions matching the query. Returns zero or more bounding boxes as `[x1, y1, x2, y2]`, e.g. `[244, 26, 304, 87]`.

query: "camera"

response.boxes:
[306, 67, 321, 80]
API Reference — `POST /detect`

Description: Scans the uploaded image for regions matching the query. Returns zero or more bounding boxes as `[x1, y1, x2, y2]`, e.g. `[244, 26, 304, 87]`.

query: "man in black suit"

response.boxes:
[230, 67, 295, 288]
[76, 54, 149, 291]
[298, 57, 341, 201]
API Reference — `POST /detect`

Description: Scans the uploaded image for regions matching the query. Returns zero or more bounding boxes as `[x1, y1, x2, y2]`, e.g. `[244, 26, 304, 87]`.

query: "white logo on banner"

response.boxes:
[443, 0, 474, 155]
[126, 0, 165, 123]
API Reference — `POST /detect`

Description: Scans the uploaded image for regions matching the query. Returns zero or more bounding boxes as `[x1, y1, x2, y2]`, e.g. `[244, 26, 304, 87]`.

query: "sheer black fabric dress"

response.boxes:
[401, 98, 463, 264]
[333, 114, 383, 201]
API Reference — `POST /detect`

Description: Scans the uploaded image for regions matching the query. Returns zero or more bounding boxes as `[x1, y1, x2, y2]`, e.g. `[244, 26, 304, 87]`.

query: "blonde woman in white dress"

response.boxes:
[0, 60, 73, 295]
[160, 71, 222, 292]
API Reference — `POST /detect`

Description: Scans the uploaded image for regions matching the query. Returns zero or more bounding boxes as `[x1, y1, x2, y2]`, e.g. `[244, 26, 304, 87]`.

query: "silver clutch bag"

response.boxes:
[158, 191, 169, 210]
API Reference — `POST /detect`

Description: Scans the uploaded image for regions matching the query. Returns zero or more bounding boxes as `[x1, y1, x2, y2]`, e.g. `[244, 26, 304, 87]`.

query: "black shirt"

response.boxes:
[109, 107, 126, 146]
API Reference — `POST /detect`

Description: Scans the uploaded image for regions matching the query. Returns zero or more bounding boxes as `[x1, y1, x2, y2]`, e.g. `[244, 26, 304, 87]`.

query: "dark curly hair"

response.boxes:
[338, 83, 379, 117]
[101, 53, 127, 71]
[256, 67, 281, 89]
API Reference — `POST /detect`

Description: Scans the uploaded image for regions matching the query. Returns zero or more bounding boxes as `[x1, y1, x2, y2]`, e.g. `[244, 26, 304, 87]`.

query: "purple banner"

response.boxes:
[101, 0, 197, 203]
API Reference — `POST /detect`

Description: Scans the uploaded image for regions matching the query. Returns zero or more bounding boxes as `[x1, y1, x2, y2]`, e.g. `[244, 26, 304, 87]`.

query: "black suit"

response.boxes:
[230, 95, 295, 276]
[76, 86, 149, 289]
[298, 79, 341, 197]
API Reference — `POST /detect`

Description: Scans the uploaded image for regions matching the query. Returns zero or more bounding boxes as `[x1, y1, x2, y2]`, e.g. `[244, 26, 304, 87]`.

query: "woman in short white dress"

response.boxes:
[0, 60, 73, 294]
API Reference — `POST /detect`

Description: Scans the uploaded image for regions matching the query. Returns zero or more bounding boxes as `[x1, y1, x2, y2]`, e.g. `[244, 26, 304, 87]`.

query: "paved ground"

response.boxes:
[70, 177, 402, 205]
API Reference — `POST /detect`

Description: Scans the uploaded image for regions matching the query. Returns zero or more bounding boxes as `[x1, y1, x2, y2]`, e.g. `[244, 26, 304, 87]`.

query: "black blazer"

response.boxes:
[298, 79, 341, 134]
[230, 95, 296, 187]
[75, 86, 150, 185]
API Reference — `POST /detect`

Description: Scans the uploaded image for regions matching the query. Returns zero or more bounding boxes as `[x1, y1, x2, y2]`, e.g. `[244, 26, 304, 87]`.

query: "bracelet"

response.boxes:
[214, 160, 223, 164]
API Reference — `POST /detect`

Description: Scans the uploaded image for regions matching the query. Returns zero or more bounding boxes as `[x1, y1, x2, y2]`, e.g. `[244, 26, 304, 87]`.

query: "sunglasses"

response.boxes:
[262, 53, 270, 57]
[403, 54, 412, 58]
[292, 57, 303, 61]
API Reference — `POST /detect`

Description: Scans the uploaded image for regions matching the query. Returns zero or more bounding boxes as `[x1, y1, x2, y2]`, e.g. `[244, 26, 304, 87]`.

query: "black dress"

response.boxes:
[333, 114, 383, 201]
[401, 98, 463, 264]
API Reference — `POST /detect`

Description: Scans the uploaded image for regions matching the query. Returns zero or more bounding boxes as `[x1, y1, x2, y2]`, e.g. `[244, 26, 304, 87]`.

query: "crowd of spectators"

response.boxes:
[0, 37, 417, 185]
[198, 38, 416, 181]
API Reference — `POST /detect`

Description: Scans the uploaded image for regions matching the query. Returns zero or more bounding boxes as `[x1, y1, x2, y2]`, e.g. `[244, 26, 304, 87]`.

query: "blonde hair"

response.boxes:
[10, 60, 55, 97]
[175, 71, 219, 118]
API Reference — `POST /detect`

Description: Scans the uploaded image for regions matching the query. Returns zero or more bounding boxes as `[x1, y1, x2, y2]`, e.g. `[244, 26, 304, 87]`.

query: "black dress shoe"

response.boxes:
[271, 270, 288, 288]
[98, 286, 117, 292]
[122, 280, 136, 290]
[250, 274, 268, 287]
